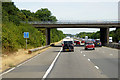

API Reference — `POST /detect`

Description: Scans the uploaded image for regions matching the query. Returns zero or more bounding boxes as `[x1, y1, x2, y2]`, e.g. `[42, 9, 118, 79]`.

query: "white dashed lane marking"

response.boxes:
[95, 66, 99, 69]
[42, 47, 62, 79]
[88, 59, 91, 61]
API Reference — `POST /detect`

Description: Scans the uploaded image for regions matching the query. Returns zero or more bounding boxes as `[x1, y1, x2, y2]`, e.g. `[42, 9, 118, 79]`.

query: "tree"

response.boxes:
[35, 8, 57, 21]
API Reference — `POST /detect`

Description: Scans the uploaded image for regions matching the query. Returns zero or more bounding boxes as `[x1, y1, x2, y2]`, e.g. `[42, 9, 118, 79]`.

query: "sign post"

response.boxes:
[26, 38, 27, 49]
[24, 32, 29, 49]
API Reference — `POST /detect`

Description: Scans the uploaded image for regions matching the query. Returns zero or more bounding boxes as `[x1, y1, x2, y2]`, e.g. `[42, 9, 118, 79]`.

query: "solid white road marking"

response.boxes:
[42, 47, 62, 80]
[17, 54, 40, 67]
[95, 66, 99, 69]
[0, 67, 15, 77]
[83, 54, 86, 56]
[81, 51, 82, 53]
[88, 59, 91, 61]
[0, 47, 47, 76]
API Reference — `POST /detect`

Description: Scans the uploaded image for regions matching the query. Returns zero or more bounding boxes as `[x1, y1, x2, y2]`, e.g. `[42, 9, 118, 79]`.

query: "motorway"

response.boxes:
[1, 43, 119, 79]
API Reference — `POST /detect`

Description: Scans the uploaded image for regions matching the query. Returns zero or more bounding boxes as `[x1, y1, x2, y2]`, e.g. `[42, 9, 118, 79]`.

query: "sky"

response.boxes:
[12, 0, 119, 34]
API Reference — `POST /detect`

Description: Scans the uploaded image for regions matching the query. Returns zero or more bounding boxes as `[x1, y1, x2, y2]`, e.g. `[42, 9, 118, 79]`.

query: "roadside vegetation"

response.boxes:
[76, 29, 120, 42]
[2, 2, 65, 54]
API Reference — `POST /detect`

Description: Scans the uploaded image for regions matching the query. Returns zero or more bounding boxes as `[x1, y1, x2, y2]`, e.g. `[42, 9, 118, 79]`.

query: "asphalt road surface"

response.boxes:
[2, 44, 119, 79]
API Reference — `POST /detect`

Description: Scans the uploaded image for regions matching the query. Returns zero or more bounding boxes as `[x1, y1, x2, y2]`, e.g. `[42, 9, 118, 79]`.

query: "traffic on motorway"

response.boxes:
[61, 36, 102, 52]
[2, 36, 118, 79]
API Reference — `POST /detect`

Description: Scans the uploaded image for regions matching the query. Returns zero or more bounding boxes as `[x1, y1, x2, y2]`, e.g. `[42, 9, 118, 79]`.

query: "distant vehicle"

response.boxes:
[94, 40, 102, 47]
[66, 36, 70, 39]
[76, 41, 80, 45]
[62, 38, 74, 52]
[81, 40, 85, 43]
[109, 37, 113, 43]
[74, 40, 77, 43]
[96, 39, 100, 41]
[119, 40, 120, 44]
[81, 40, 85, 45]
[91, 39, 95, 43]
[85, 36, 88, 39]
[85, 42, 95, 50]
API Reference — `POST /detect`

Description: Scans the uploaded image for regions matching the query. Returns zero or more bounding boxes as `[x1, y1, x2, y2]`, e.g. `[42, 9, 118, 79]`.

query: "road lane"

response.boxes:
[47, 46, 108, 78]
[2, 46, 61, 78]
[2, 44, 118, 79]
[81, 47, 118, 78]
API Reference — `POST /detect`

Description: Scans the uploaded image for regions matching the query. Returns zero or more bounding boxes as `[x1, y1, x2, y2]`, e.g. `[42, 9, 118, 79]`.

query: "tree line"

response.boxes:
[2, 2, 65, 53]
[76, 29, 120, 42]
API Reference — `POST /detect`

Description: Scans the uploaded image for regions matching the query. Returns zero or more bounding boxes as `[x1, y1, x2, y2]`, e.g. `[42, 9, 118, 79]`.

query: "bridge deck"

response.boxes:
[32, 23, 120, 28]
[22, 21, 120, 28]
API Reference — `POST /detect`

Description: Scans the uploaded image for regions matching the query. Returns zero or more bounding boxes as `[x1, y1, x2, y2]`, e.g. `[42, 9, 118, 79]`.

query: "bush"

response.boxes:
[2, 22, 46, 53]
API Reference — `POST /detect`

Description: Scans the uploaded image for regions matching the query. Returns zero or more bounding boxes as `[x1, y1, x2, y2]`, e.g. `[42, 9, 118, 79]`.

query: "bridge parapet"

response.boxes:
[21, 21, 119, 24]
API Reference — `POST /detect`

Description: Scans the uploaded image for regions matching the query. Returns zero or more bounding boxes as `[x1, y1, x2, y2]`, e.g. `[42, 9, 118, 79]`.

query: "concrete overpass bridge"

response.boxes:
[24, 21, 120, 46]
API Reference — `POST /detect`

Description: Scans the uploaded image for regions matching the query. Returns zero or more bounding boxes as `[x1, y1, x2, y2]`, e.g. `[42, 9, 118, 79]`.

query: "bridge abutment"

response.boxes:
[100, 28, 109, 46]
[46, 28, 51, 45]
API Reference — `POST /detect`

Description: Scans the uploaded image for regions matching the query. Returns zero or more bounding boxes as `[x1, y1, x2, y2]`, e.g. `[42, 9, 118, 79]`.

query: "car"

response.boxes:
[91, 39, 95, 43]
[76, 41, 80, 45]
[74, 40, 77, 43]
[94, 40, 102, 47]
[85, 42, 95, 50]
[62, 38, 74, 52]
[81, 40, 85, 43]
[81, 40, 85, 45]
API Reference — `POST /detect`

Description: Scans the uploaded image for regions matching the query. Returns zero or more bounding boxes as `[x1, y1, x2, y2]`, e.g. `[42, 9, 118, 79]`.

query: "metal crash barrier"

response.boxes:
[28, 45, 50, 54]
[105, 43, 120, 49]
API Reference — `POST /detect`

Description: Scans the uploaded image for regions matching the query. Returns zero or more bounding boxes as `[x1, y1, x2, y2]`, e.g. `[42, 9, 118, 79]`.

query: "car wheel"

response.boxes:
[93, 48, 95, 50]
[85, 48, 87, 50]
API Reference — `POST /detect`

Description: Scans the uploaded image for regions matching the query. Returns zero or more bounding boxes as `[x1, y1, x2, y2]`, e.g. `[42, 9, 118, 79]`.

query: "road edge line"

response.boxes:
[42, 47, 62, 80]
[0, 67, 15, 76]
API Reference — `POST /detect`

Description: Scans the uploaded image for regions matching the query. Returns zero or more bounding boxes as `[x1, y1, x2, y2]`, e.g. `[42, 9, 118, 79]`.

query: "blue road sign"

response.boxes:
[24, 32, 29, 38]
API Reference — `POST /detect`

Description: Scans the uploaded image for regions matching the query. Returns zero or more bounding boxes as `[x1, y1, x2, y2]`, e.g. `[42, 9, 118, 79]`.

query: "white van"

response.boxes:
[62, 38, 74, 52]
[109, 37, 113, 43]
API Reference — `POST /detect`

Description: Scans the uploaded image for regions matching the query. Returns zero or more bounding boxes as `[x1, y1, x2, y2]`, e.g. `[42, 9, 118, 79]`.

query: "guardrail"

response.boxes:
[105, 43, 120, 49]
[28, 45, 50, 54]
[21, 21, 119, 24]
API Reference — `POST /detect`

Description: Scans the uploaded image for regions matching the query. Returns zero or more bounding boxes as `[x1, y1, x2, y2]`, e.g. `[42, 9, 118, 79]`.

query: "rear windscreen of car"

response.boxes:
[87, 43, 94, 45]
[64, 41, 73, 44]
[96, 40, 100, 42]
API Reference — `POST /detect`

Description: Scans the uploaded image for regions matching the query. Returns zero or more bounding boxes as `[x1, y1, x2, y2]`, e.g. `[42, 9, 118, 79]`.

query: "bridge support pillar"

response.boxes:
[100, 28, 109, 46]
[116, 27, 120, 31]
[46, 28, 51, 45]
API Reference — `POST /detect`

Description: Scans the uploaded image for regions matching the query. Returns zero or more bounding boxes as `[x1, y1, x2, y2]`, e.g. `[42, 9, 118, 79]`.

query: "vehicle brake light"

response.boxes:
[62, 44, 64, 46]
